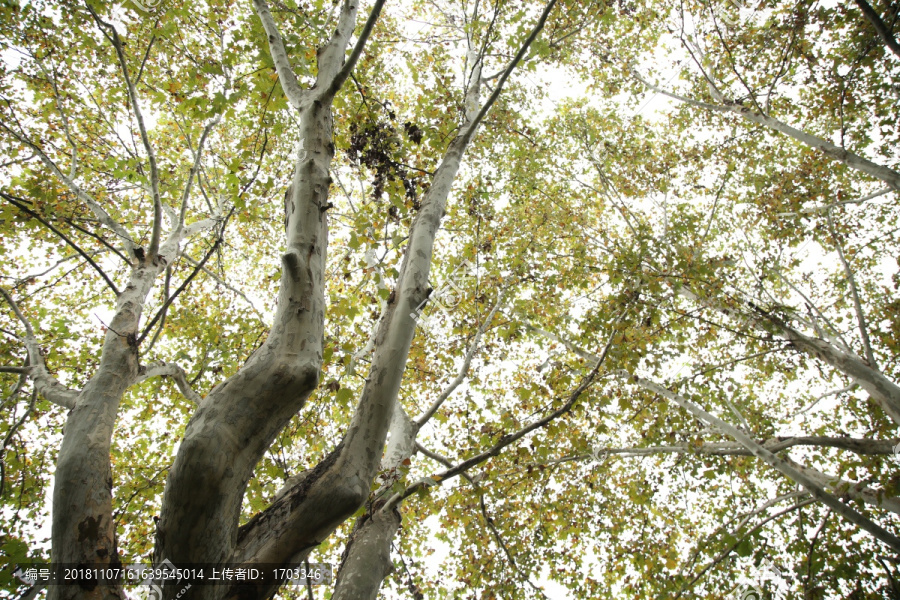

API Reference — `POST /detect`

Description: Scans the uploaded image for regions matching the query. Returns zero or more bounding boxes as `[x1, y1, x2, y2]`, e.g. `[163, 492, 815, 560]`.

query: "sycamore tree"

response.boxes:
[0, 0, 899, 599]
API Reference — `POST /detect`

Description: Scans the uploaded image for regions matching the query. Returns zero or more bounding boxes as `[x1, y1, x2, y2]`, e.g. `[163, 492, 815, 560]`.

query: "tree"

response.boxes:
[0, 0, 898, 598]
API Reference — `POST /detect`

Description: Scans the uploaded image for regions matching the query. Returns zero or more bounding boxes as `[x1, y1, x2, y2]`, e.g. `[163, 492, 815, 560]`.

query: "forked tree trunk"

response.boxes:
[42, 1, 559, 599]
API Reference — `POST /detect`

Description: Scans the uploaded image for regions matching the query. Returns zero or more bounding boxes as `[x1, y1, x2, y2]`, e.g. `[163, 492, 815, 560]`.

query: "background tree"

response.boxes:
[0, 0, 898, 599]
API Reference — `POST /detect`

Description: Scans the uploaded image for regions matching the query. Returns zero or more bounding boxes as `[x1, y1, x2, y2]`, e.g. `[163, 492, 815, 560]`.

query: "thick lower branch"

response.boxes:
[331, 508, 401, 600]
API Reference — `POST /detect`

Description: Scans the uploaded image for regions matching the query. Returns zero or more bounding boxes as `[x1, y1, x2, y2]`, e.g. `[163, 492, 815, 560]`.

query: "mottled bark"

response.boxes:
[224, 129, 474, 599]
[156, 98, 331, 576]
[330, 406, 416, 600]
[25, 2, 563, 600]
[332, 508, 402, 600]
[49, 267, 153, 600]
[49, 218, 210, 600]
[152, 4, 392, 600]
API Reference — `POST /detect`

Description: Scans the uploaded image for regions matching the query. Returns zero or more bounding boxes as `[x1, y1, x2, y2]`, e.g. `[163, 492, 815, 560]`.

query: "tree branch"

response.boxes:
[34, 60, 79, 179]
[576, 437, 900, 514]
[676, 285, 900, 425]
[63, 217, 131, 265]
[389, 317, 619, 509]
[315, 0, 363, 92]
[0, 389, 37, 497]
[252, 0, 306, 109]
[1, 192, 120, 295]
[136, 361, 202, 404]
[782, 455, 900, 515]
[799, 186, 893, 214]
[671, 490, 810, 589]
[86, 4, 163, 259]
[138, 225, 226, 345]
[332, 2, 563, 481]
[478, 488, 550, 599]
[0, 122, 135, 256]
[178, 115, 221, 228]
[181, 254, 265, 320]
[586, 435, 898, 459]
[678, 496, 815, 597]
[415, 289, 506, 426]
[762, 307, 900, 424]
[326, 0, 387, 98]
[626, 373, 900, 552]
[144, 266, 171, 356]
[461, 0, 558, 143]
[0, 286, 78, 409]
[631, 69, 900, 190]
[826, 208, 876, 368]
[793, 382, 859, 416]
[852, 0, 900, 60]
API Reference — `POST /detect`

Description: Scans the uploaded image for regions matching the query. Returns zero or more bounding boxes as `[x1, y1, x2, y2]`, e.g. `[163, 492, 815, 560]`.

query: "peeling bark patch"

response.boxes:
[294, 441, 341, 509]
[75, 565, 99, 592]
[78, 515, 101, 542]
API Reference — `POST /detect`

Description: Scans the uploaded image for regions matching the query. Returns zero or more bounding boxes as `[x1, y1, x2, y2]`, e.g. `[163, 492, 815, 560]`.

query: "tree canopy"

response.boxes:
[0, 0, 899, 598]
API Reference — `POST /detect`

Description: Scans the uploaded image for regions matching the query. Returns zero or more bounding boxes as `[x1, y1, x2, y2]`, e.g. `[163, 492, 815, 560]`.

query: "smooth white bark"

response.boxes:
[676, 286, 900, 426]
[0, 287, 78, 409]
[627, 373, 900, 552]
[632, 71, 900, 191]
[136, 362, 202, 404]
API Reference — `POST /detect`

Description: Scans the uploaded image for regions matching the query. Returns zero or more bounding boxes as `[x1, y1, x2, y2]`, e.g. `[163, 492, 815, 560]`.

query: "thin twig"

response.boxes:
[0, 389, 37, 497]
[826, 208, 876, 367]
[137, 227, 227, 345]
[1, 192, 120, 295]
[85, 3, 162, 258]
[389, 311, 621, 509]
[416, 289, 506, 426]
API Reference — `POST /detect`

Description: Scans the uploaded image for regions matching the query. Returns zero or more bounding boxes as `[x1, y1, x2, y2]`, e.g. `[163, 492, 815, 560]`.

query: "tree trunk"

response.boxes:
[50, 251, 197, 600]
